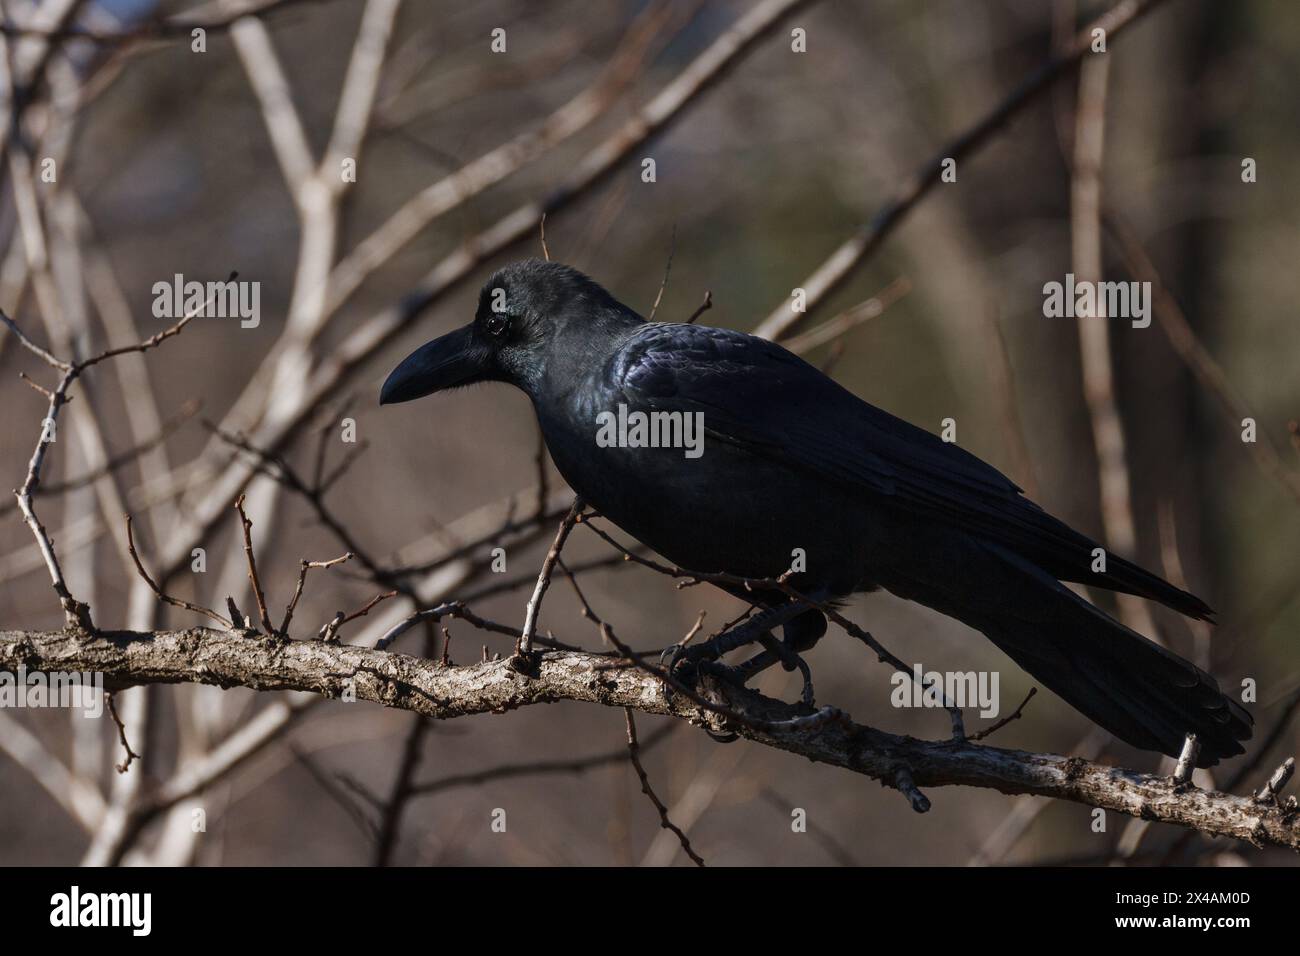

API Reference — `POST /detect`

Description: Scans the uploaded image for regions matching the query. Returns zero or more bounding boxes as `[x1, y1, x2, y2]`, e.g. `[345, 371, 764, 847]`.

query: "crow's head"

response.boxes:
[380, 259, 641, 404]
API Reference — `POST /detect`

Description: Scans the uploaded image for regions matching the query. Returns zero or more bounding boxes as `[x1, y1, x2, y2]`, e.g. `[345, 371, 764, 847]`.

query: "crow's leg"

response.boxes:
[703, 608, 827, 681]
[664, 603, 822, 743]
[781, 607, 827, 659]
[661, 600, 814, 675]
[703, 649, 779, 684]
[700, 609, 827, 706]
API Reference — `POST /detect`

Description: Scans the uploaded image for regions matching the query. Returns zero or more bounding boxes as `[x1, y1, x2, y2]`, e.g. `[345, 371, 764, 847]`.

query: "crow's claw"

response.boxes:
[659, 639, 718, 679]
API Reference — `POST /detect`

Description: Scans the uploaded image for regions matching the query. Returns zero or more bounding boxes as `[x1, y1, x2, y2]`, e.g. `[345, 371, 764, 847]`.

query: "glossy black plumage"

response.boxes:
[381, 259, 1251, 766]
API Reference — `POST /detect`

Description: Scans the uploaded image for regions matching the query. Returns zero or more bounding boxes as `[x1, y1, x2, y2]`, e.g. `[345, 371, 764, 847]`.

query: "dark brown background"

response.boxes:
[0, 0, 1296, 866]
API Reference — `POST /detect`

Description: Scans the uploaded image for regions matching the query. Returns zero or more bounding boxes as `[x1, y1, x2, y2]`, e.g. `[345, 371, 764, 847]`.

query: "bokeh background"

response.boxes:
[1, 0, 1297, 865]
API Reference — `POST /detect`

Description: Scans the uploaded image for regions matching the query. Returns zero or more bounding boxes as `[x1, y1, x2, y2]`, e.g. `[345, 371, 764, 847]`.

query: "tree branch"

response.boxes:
[3, 626, 1296, 851]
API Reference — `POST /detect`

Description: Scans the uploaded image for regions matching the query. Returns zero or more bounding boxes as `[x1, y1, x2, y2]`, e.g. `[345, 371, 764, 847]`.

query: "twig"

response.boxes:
[206, 422, 390, 582]
[968, 687, 1037, 742]
[3, 294, 205, 629]
[648, 225, 676, 321]
[124, 515, 231, 628]
[235, 494, 275, 635]
[1254, 759, 1295, 806]
[106, 692, 141, 773]
[517, 497, 585, 658]
[320, 590, 399, 643]
[685, 290, 712, 324]
[781, 276, 911, 355]
[624, 708, 704, 866]
[291, 746, 379, 840]
[892, 765, 931, 814]
[1172, 734, 1200, 785]
[0, 310, 69, 370]
[281, 552, 353, 637]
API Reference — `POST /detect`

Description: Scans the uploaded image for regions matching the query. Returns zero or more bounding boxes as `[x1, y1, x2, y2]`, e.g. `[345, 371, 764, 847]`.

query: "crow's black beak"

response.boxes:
[380, 324, 485, 405]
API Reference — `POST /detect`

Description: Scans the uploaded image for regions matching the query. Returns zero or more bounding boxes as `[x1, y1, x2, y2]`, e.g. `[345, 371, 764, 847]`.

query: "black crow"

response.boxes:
[380, 259, 1251, 766]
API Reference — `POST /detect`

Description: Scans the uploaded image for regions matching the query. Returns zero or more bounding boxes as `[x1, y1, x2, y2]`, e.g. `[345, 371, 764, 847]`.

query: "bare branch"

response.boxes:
[1105, 211, 1300, 505]
[781, 276, 911, 355]
[1070, 47, 1157, 636]
[753, 0, 1173, 341]
[3, 625, 1295, 851]
[140, 0, 816, 597]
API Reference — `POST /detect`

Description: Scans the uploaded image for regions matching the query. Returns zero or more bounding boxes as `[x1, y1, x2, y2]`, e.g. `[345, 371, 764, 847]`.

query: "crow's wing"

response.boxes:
[613, 322, 1211, 619]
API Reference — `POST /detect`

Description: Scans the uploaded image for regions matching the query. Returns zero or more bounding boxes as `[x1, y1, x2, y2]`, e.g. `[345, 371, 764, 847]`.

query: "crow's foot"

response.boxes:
[660, 600, 813, 676]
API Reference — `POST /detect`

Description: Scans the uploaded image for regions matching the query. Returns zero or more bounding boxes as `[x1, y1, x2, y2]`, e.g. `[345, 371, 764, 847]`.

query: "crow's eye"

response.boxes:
[484, 313, 509, 338]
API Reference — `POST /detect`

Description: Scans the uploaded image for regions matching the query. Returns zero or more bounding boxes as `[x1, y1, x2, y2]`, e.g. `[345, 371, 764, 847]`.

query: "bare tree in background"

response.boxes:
[0, 0, 1297, 866]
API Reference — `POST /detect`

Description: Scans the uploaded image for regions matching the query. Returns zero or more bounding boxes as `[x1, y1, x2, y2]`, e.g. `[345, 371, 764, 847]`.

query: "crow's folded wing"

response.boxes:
[613, 322, 1211, 619]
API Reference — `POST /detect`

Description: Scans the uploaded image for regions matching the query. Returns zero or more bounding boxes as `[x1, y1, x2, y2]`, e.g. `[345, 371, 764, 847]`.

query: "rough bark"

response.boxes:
[3, 626, 1296, 851]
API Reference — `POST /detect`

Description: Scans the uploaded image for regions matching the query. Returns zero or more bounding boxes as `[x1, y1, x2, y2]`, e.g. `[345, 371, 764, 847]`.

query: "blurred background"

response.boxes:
[0, 0, 1296, 865]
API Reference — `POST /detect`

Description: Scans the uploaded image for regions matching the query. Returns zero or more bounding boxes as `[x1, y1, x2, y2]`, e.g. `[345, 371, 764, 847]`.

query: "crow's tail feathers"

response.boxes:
[1067, 548, 1216, 622]
[978, 589, 1251, 767]
[884, 539, 1251, 767]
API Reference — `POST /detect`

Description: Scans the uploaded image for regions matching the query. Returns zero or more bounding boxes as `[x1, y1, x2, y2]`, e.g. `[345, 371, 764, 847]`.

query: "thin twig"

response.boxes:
[684, 290, 712, 324]
[235, 494, 275, 635]
[968, 687, 1038, 742]
[124, 515, 231, 628]
[517, 497, 585, 657]
[624, 708, 705, 866]
[106, 692, 141, 773]
[781, 276, 911, 355]
[281, 552, 353, 636]
[320, 590, 399, 643]
[648, 225, 676, 321]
